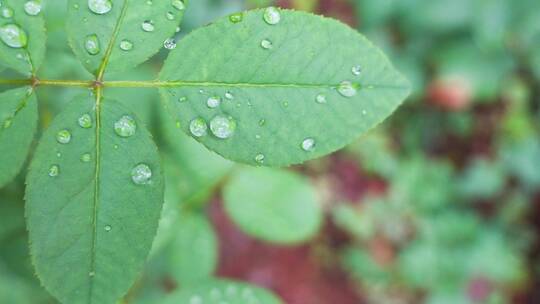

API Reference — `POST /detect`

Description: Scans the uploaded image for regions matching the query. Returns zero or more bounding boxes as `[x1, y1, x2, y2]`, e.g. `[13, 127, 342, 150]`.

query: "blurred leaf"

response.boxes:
[343, 248, 391, 285]
[457, 158, 506, 200]
[224, 167, 322, 244]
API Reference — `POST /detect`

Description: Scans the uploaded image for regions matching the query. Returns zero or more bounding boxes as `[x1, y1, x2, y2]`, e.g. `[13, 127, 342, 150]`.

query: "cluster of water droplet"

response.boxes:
[188, 285, 262, 304]
[0, 1, 42, 51]
[83, 0, 184, 56]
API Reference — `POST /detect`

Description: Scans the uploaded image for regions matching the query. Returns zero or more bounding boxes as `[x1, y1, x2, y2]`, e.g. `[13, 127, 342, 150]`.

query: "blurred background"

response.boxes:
[1, 0, 540, 303]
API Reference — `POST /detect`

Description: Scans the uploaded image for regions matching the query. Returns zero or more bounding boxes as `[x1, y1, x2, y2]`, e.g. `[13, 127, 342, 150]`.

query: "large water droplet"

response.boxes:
[352, 65, 362, 76]
[114, 115, 136, 137]
[189, 118, 208, 138]
[141, 20, 155, 32]
[84, 34, 100, 55]
[337, 81, 357, 97]
[131, 163, 152, 185]
[163, 38, 176, 50]
[119, 39, 133, 51]
[229, 12, 243, 23]
[171, 0, 185, 10]
[210, 115, 236, 139]
[260, 39, 273, 49]
[316, 94, 327, 104]
[301, 138, 315, 152]
[88, 0, 112, 15]
[78, 113, 93, 128]
[207, 96, 221, 108]
[263, 7, 281, 25]
[48, 165, 59, 177]
[1, 7, 13, 18]
[56, 130, 72, 144]
[0, 24, 28, 48]
[24, 1, 42, 16]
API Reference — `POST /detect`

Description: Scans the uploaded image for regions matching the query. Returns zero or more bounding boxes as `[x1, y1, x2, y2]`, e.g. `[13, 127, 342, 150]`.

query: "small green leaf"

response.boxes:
[26, 94, 164, 304]
[67, 0, 188, 75]
[224, 167, 322, 244]
[160, 9, 410, 166]
[0, 0, 46, 75]
[0, 87, 38, 188]
[163, 279, 283, 304]
[165, 212, 217, 284]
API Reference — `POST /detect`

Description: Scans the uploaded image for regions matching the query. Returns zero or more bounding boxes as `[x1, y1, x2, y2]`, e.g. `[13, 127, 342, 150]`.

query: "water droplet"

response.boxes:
[210, 115, 236, 139]
[1, 7, 13, 18]
[88, 0, 112, 15]
[189, 118, 208, 137]
[119, 39, 133, 51]
[337, 81, 357, 97]
[362, 109, 367, 115]
[114, 115, 136, 137]
[260, 39, 272, 49]
[73, 4, 80, 9]
[178, 96, 187, 103]
[171, 0, 185, 10]
[131, 164, 152, 185]
[189, 295, 203, 304]
[84, 34, 100, 55]
[225, 92, 234, 100]
[255, 154, 265, 164]
[141, 20, 155, 32]
[104, 225, 112, 232]
[255, 134, 261, 139]
[166, 11, 175, 20]
[258, 119, 266, 126]
[88, 271, 95, 277]
[207, 96, 221, 108]
[263, 7, 281, 25]
[81, 153, 91, 162]
[229, 12, 243, 23]
[48, 165, 59, 177]
[3, 118, 12, 129]
[56, 152, 62, 158]
[315, 94, 327, 104]
[301, 138, 315, 151]
[24, 1, 42, 16]
[78, 113, 93, 128]
[56, 130, 72, 144]
[352, 65, 362, 76]
[163, 38, 176, 50]
[0, 24, 28, 48]
[282, 101, 289, 108]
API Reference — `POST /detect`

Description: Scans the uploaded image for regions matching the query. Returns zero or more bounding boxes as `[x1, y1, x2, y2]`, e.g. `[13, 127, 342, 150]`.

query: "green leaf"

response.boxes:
[163, 279, 282, 304]
[26, 94, 164, 304]
[66, 0, 188, 75]
[224, 167, 322, 244]
[165, 212, 217, 284]
[0, 87, 38, 188]
[159, 8, 410, 167]
[0, 0, 46, 75]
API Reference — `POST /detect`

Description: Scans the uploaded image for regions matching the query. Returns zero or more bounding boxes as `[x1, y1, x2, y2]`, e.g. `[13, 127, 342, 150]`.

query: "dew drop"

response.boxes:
[141, 20, 155, 32]
[48, 165, 59, 177]
[104, 225, 112, 232]
[337, 81, 357, 97]
[175, 26, 181, 33]
[229, 12, 243, 23]
[78, 113, 93, 128]
[189, 118, 208, 138]
[171, 0, 185, 10]
[131, 164, 152, 185]
[24, 1, 42, 16]
[258, 119, 266, 126]
[56, 130, 72, 144]
[301, 138, 315, 152]
[260, 39, 272, 49]
[210, 115, 236, 139]
[362, 109, 367, 115]
[88, 0, 112, 15]
[165, 11, 175, 20]
[81, 153, 92, 162]
[352, 65, 362, 76]
[163, 38, 176, 50]
[255, 154, 265, 164]
[178, 96, 187, 103]
[225, 92, 234, 100]
[88, 271, 95, 277]
[207, 96, 221, 108]
[3, 118, 12, 129]
[119, 39, 133, 51]
[315, 94, 327, 104]
[263, 7, 281, 25]
[84, 34, 100, 55]
[1, 7, 13, 18]
[0, 24, 28, 48]
[114, 115, 136, 137]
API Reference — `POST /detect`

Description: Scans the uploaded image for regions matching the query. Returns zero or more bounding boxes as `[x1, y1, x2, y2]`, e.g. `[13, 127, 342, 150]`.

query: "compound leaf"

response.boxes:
[67, 0, 188, 75]
[160, 8, 410, 167]
[26, 94, 164, 304]
[0, 0, 46, 75]
[0, 87, 38, 188]
[163, 279, 282, 304]
[224, 167, 322, 244]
